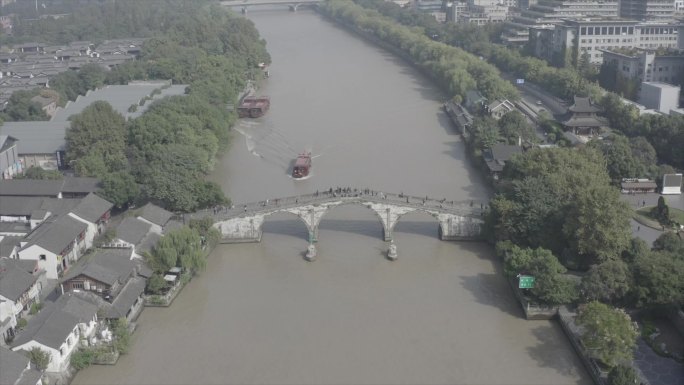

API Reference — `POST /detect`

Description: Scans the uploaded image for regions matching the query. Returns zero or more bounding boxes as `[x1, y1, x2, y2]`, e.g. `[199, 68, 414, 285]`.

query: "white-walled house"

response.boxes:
[67, 193, 113, 249]
[10, 293, 98, 373]
[18, 216, 88, 279]
[0, 259, 42, 343]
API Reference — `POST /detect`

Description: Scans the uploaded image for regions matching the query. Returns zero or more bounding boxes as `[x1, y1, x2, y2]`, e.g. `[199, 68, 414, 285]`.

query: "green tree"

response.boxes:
[576, 301, 638, 367]
[472, 116, 501, 149]
[504, 246, 578, 305]
[70, 349, 95, 370]
[150, 226, 206, 273]
[580, 260, 632, 305]
[632, 250, 684, 308]
[608, 364, 639, 385]
[26, 347, 51, 371]
[100, 171, 140, 209]
[498, 111, 535, 145]
[652, 232, 684, 253]
[65, 101, 128, 177]
[1, 90, 49, 121]
[490, 147, 632, 268]
[111, 318, 131, 354]
[651, 196, 671, 226]
[145, 273, 168, 294]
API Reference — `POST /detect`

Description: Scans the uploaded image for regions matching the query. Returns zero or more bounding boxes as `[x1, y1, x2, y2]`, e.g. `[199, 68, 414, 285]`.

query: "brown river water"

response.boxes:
[73, 9, 590, 385]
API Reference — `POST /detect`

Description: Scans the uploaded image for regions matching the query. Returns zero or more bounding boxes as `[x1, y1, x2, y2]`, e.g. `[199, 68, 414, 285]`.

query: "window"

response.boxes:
[39, 254, 46, 261]
[72, 282, 84, 289]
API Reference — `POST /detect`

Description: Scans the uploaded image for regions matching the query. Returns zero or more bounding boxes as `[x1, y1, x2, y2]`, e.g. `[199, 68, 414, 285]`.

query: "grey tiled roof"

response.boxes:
[136, 232, 161, 255]
[62, 248, 134, 287]
[163, 219, 183, 234]
[0, 121, 67, 154]
[71, 193, 112, 223]
[22, 215, 87, 255]
[115, 217, 151, 245]
[139, 203, 173, 227]
[0, 236, 23, 258]
[10, 293, 97, 350]
[0, 259, 37, 301]
[0, 177, 99, 198]
[61, 177, 100, 194]
[0, 346, 42, 385]
[107, 277, 145, 319]
[0, 180, 63, 197]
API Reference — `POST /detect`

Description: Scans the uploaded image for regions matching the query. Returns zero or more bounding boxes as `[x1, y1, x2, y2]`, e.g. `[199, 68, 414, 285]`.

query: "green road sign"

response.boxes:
[519, 275, 535, 289]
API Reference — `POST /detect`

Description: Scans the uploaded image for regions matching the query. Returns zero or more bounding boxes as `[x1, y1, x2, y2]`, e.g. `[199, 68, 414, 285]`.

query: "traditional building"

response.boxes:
[61, 248, 148, 323]
[10, 293, 98, 373]
[0, 259, 43, 344]
[561, 96, 609, 136]
[483, 144, 523, 180]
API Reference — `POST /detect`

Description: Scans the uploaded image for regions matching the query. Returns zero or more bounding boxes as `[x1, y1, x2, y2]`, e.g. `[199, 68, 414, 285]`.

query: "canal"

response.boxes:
[73, 9, 591, 385]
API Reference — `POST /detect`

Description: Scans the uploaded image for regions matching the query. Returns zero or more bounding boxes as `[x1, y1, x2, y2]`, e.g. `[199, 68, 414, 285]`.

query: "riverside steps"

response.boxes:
[185, 189, 486, 245]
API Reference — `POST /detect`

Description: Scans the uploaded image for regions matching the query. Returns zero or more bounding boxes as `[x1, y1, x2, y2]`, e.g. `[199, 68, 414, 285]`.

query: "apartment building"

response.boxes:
[620, 0, 676, 22]
[602, 48, 684, 84]
[503, 0, 619, 45]
[530, 18, 682, 65]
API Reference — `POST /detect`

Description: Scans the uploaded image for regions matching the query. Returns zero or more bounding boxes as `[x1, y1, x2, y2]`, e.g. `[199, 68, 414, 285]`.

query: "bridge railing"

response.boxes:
[186, 188, 486, 222]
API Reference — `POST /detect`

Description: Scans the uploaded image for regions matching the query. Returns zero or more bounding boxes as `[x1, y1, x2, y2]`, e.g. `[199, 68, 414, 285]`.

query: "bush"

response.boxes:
[27, 347, 51, 371]
[111, 318, 131, 354]
[608, 364, 638, 385]
[128, 104, 137, 113]
[29, 302, 43, 315]
[70, 348, 95, 370]
[16, 318, 27, 329]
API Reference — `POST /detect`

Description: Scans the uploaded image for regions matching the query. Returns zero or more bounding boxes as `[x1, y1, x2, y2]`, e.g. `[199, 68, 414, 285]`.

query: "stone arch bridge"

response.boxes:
[185, 189, 486, 247]
[221, 0, 321, 13]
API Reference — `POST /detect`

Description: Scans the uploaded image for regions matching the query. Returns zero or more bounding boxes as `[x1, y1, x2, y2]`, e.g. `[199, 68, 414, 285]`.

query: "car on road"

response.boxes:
[536, 100, 543, 105]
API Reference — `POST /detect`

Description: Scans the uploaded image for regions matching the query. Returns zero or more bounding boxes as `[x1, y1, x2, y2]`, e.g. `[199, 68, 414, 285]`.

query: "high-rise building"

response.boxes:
[502, 0, 619, 46]
[619, 0, 675, 22]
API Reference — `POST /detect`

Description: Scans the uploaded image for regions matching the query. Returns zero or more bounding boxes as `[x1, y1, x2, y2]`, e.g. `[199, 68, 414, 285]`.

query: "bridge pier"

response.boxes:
[438, 215, 483, 241]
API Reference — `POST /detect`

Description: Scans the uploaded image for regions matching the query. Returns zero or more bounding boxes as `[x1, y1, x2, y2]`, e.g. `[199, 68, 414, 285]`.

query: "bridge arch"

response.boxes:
[315, 201, 389, 241]
[259, 209, 312, 241]
[391, 209, 442, 239]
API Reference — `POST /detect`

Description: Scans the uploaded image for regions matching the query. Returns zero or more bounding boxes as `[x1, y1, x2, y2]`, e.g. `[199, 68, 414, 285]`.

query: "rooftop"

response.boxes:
[11, 292, 97, 350]
[62, 248, 135, 287]
[0, 347, 42, 385]
[0, 258, 38, 302]
[139, 203, 173, 228]
[70, 193, 113, 223]
[115, 217, 152, 245]
[22, 215, 87, 255]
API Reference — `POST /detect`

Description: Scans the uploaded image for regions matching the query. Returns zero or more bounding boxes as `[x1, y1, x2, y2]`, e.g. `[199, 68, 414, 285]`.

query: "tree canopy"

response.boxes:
[488, 147, 632, 269]
[576, 301, 638, 367]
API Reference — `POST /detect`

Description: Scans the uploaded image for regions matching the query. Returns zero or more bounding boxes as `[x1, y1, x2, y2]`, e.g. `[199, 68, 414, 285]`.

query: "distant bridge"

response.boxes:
[221, 0, 322, 13]
[186, 189, 486, 255]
